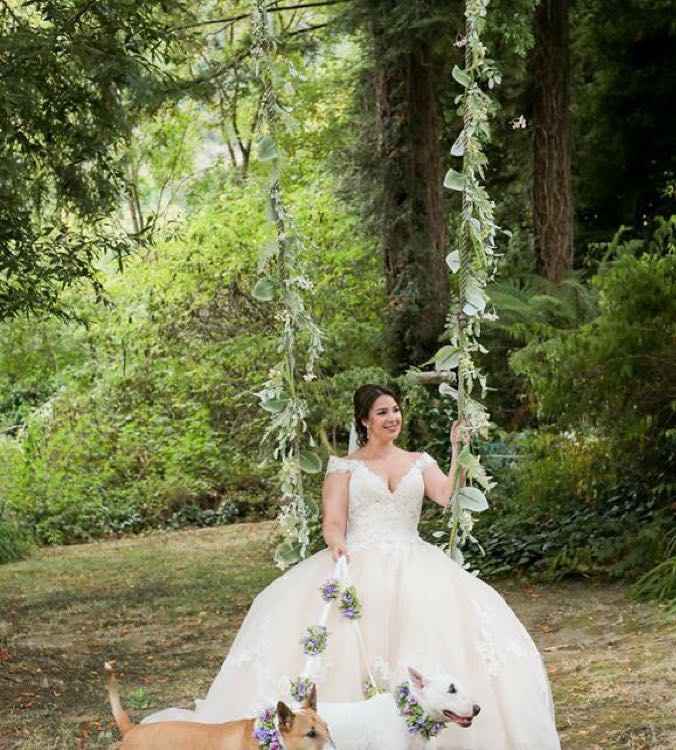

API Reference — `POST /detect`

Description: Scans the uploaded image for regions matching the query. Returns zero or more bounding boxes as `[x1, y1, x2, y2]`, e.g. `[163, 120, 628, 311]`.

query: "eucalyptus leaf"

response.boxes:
[463, 281, 487, 316]
[258, 135, 279, 162]
[252, 278, 275, 302]
[443, 169, 465, 192]
[452, 65, 472, 88]
[274, 541, 300, 568]
[439, 382, 459, 400]
[445, 250, 461, 273]
[261, 396, 289, 414]
[457, 446, 493, 490]
[299, 450, 322, 474]
[434, 345, 460, 371]
[450, 134, 465, 157]
[456, 486, 489, 512]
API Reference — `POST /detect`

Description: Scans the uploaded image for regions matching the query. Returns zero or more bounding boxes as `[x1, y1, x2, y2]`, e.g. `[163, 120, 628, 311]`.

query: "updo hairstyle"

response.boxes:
[353, 384, 403, 448]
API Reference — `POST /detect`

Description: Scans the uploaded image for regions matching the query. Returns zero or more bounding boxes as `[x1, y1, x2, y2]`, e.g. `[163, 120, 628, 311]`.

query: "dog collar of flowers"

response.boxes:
[253, 708, 287, 750]
[396, 682, 446, 739]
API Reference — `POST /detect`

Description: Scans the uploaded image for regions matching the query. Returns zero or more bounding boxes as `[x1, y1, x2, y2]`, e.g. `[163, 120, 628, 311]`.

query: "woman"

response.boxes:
[144, 384, 561, 749]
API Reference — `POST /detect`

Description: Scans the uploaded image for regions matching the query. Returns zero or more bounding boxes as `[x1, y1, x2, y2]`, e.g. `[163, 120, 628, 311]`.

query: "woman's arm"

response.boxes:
[422, 420, 468, 507]
[321, 471, 350, 561]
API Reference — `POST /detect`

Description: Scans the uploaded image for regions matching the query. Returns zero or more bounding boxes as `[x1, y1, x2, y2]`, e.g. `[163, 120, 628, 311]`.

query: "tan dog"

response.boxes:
[105, 663, 334, 750]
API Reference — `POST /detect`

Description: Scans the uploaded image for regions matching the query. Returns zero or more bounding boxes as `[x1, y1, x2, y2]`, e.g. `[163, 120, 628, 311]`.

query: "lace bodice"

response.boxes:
[325, 452, 437, 550]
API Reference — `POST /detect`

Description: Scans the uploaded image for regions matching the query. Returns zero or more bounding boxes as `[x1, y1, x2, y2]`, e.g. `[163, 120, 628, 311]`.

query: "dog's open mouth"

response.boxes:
[443, 710, 474, 728]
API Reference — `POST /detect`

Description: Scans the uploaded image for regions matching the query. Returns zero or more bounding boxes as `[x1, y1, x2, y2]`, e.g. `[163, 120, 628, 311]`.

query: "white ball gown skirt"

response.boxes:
[142, 453, 561, 750]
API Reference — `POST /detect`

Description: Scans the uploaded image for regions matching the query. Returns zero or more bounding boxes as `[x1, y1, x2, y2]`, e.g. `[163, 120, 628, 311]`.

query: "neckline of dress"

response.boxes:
[349, 455, 421, 496]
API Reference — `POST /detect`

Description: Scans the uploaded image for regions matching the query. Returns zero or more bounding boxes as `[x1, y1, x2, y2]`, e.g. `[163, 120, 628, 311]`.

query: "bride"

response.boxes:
[143, 383, 561, 749]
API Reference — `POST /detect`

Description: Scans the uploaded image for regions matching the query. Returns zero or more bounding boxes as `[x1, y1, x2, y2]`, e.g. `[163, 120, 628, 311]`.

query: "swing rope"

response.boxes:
[298, 556, 377, 695]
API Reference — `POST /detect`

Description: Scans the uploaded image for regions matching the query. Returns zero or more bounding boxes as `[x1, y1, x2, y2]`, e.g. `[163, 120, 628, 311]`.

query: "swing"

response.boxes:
[249, 0, 502, 729]
[250, 0, 498, 571]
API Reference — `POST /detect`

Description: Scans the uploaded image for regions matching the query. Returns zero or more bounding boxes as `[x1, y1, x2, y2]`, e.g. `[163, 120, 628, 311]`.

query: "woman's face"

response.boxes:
[362, 394, 402, 444]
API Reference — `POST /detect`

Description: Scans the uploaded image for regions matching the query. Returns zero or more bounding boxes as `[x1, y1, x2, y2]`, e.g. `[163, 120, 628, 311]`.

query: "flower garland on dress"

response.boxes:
[320, 578, 363, 619]
[396, 682, 446, 739]
[301, 624, 329, 656]
[253, 708, 286, 750]
[287, 572, 369, 703]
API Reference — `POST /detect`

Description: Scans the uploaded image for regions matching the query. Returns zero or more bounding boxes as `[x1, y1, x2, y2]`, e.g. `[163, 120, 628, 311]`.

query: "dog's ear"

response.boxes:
[277, 701, 295, 731]
[408, 666, 425, 690]
[303, 683, 317, 711]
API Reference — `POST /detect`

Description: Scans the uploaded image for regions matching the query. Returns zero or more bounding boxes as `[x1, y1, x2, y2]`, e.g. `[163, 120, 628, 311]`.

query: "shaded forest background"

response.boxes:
[0, 0, 674, 599]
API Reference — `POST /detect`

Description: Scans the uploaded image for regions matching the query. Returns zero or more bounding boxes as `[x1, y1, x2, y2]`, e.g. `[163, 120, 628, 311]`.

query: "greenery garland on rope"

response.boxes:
[251, 0, 501, 569]
[416, 0, 502, 564]
[250, 0, 324, 570]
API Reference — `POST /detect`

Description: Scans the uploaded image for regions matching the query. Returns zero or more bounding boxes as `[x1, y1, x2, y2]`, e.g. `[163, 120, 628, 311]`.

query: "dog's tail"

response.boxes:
[104, 661, 134, 736]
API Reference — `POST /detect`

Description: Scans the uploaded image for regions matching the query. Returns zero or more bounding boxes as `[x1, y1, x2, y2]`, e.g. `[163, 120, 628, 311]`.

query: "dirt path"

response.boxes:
[1, 523, 674, 749]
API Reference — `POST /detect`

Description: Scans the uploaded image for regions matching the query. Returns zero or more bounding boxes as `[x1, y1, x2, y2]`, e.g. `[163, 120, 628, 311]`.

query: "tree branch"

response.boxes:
[172, 0, 350, 31]
[66, 0, 97, 29]
[287, 22, 329, 35]
[0, 0, 21, 24]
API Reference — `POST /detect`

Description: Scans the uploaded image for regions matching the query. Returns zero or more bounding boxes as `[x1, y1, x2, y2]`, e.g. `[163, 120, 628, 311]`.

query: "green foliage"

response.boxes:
[420, 430, 668, 582]
[0, 511, 31, 565]
[573, 0, 676, 239]
[633, 528, 676, 613]
[0, 161, 380, 547]
[511, 218, 676, 454]
[0, 0, 194, 320]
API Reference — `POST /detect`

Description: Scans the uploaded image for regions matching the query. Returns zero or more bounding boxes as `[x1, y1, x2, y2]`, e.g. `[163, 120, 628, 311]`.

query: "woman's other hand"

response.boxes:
[450, 419, 469, 451]
[330, 542, 350, 562]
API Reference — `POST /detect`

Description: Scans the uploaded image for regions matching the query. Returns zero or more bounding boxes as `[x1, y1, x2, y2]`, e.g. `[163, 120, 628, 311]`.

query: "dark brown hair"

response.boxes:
[353, 384, 403, 447]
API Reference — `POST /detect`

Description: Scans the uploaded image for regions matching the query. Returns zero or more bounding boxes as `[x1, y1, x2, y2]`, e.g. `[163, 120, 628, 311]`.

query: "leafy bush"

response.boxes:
[0, 513, 31, 565]
[466, 220, 676, 588]
[633, 528, 676, 613]
[419, 429, 669, 582]
[0, 173, 382, 546]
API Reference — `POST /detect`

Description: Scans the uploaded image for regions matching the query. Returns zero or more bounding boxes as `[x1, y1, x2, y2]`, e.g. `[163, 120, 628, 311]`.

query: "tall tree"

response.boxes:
[532, 0, 574, 282]
[349, 1, 459, 372]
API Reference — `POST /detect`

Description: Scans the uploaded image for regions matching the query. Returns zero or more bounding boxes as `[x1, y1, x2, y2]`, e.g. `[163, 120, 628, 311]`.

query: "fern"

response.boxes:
[487, 270, 597, 344]
[633, 528, 676, 613]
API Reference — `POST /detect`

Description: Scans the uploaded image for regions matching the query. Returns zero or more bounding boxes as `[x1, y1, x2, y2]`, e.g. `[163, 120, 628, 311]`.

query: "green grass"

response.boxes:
[1, 523, 674, 749]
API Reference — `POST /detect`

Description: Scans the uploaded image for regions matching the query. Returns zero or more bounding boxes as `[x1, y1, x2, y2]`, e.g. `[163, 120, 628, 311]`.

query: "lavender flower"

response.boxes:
[253, 707, 283, 749]
[338, 585, 362, 620]
[289, 675, 314, 702]
[300, 625, 328, 656]
[319, 578, 340, 602]
[395, 681, 446, 739]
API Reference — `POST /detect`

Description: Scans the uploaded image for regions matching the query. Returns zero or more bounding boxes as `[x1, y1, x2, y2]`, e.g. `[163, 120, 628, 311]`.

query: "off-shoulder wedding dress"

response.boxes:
[143, 452, 561, 749]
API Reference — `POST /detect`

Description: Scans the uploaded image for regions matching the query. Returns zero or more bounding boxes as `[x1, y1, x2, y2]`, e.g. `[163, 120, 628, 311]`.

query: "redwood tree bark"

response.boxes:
[369, 6, 450, 372]
[533, 0, 574, 282]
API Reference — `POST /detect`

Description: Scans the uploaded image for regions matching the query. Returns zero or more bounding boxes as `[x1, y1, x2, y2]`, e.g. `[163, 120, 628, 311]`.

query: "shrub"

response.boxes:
[420, 429, 668, 582]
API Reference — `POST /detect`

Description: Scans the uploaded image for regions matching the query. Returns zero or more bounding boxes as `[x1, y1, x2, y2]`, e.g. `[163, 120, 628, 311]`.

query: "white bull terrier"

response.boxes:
[318, 667, 480, 750]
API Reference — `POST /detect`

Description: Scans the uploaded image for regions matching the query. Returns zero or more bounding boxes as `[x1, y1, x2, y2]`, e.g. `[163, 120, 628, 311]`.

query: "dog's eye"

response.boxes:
[306, 728, 317, 738]
[448, 683, 457, 694]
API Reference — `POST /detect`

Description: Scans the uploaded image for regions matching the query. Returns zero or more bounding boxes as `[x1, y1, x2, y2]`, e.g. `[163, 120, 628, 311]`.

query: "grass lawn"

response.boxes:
[1, 522, 674, 749]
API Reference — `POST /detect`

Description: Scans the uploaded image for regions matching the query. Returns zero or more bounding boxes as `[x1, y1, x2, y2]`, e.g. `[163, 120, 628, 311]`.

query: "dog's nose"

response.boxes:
[472, 704, 481, 716]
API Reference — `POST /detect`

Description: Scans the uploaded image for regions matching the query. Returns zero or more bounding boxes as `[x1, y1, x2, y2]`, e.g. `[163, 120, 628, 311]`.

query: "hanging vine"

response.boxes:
[424, 0, 502, 564]
[250, 0, 324, 570]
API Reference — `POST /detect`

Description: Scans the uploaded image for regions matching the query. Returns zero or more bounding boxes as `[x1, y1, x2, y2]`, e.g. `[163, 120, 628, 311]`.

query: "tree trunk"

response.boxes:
[370, 11, 449, 372]
[533, 0, 574, 282]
